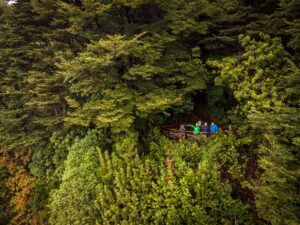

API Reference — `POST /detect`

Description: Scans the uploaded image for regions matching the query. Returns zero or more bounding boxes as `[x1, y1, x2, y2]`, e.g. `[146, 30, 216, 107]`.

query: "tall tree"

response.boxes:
[61, 32, 207, 133]
[0, 0, 82, 148]
[95, 134, 253, 225]
[0, 0, 31, 147]
[248, 61, 300, 225]
[49, 131, 100, 225]
[210, 34, 300, 224]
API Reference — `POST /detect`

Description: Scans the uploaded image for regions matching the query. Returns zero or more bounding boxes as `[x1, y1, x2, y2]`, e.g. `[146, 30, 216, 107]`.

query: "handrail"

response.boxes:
[162, 127, 218, 140]
[163, 128, 217, 135]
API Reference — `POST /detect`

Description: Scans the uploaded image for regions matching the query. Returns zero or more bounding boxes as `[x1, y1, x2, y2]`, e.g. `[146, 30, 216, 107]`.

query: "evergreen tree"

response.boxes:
[49, 131, 100, 225]
[61, 32, 207, 133]
[245, 0, 300, 61]
[200, 0, 252, 56]
[0, 0, 299, 223]
[31, 0, 86, 52]
[95, 134, 253, 224]
[23, 0, 73, 141]
[0, 0, 83, 148]
[248, 61, 300, 225]
[0, 0, 31, 147]
[210, 34, 300, 224]
[212, 33, 288, 114]
[277, 0, 300, 61]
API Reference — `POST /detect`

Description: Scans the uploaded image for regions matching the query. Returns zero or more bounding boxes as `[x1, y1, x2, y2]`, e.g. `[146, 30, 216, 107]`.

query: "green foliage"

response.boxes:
[253, 134, 299, 225]
[205, 86, 236, 123]
[95, 134, 253, 225]
[0, 0, 299, 224]
[48, 128, 87, 183]
[247, 0, 300, 61]
[61, 32, 207, 132]
[0, 0, 30, 147]
[211, 34, 300, 224]
[248, 61, 300, 225]
[30, 179, 53, 221]
[27, 128, 88, 222]
[49, 131, 100, 225]
[0, 0, 70, 148]
[28, 128, 86, 184]
[200, 0, 252, 55]
[211, 33, 288, 113]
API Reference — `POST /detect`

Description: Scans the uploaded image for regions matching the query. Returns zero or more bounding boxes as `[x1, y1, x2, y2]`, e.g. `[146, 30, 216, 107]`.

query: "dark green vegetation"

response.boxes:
[0, 0, 299, 224]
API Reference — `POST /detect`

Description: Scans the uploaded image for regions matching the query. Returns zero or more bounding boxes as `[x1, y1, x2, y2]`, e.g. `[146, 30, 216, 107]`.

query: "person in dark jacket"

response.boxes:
[202, 122, 209, 135]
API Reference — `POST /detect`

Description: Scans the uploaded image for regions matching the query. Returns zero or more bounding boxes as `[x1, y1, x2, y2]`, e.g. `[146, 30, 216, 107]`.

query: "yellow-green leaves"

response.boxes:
[212, 34, 289, 113]
[95, 134, 252, 224]
[61, 31, 207, 131]
[49, 131, 100, 225]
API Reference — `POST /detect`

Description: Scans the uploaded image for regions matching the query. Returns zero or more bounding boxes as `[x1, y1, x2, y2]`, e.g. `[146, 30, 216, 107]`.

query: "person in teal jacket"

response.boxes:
[189, 123, 201, 134]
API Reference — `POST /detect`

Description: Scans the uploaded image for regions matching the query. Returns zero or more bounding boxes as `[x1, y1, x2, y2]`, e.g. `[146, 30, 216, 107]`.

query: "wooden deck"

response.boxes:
[161, 126, 217, 140]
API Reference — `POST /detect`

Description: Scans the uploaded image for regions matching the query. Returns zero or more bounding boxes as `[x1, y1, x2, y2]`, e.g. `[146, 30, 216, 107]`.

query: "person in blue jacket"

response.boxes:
[210, 121, 219, 133]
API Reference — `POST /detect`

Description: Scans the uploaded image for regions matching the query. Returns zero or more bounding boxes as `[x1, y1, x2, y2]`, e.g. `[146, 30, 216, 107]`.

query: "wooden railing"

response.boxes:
[161, 128, 217, 140]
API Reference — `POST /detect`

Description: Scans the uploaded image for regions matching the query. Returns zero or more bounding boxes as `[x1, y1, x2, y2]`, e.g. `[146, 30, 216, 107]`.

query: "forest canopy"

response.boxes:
[0, 0, 299, 224]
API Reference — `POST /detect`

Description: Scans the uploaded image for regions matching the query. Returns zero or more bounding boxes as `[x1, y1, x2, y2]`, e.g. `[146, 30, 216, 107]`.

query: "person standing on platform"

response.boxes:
[179, 124, 186, 139]
[196, 121, 202, 127]
[210, 122, 219, 135]
[189, 123, 201, 135]
[202, 122, 209, 136]
[180, 124, 185, 130]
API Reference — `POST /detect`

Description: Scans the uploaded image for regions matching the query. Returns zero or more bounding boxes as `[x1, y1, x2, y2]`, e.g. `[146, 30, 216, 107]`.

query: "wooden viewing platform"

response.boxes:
[161, 126, 218, 140]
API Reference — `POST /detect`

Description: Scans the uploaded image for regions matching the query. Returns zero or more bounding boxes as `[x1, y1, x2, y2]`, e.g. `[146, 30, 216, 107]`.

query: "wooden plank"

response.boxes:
[161, 127, 219, 140]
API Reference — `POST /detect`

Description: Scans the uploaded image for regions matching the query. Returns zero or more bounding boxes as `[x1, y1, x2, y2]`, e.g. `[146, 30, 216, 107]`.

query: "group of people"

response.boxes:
[180, 121, 219, 135]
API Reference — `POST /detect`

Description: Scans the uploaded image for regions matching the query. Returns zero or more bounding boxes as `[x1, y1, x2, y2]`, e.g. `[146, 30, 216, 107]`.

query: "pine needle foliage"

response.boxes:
[210, 34, 300, 224]
[61, 32, 207, 132]
[95, 134, 253, 225]
[0, 0, 299, 224]
[49, 131, 100, 225]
